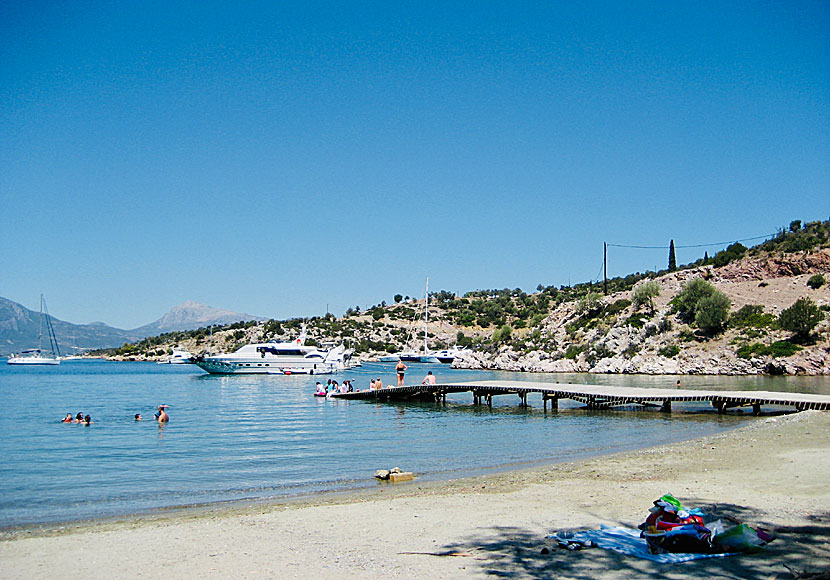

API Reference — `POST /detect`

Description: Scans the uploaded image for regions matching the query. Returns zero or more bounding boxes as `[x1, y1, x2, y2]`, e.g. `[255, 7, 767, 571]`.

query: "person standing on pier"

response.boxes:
[395, 360, 407, 386]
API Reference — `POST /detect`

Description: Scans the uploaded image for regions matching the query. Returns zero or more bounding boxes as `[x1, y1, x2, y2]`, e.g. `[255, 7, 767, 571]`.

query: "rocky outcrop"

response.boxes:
[454, 250, 830, 376]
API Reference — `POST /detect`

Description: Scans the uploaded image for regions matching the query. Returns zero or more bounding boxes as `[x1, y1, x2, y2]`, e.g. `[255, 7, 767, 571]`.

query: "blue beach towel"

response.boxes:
[553, 526, 736, 564]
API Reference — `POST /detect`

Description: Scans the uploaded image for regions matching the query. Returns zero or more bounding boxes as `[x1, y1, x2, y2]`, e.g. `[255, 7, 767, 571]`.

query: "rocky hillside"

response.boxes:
[104, 221, 830, 375]
[454, 249, 830, 375]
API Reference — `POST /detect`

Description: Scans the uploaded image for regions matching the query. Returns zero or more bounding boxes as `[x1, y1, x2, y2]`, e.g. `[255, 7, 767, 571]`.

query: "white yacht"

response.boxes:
[158, 346, 195, 364]
[193, 338, 343, 375]
[7, 349, 60, 365]
[434, 346, 467, 364]
[7, 295, 61, 366]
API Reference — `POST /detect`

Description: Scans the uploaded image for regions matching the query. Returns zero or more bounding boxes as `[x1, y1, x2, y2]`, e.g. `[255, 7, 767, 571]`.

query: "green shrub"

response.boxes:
[737, 341, 801, 359]
[807, 274, 826, 289]
[729, 304, 776, 329]
[632, 280, 661, 313]
[577, 292, 603, 316]
[778, 297, 824, 342]
[712, 242, 747, 267]
[671, 278, 730, 333]
[492, 324, 513, 344]
[694, 292, 731, 334]
[565, 344, 585, 359]
[677, 329, 696, 342]
[606, 298, 632, 316]
[671, 278, 716, 323]
[624, 313, 647, 328]
[587, 344, 615, 365]
[658, 344, 680, 358]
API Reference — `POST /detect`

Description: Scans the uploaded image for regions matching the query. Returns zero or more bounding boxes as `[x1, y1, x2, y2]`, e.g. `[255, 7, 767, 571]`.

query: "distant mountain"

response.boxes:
[0, 296, 141, 355]
[129, 301, 266, 335]
[0, 297, 267, 356]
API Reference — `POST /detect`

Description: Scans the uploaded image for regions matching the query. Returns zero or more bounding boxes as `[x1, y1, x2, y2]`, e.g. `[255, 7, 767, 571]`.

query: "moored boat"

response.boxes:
[158, 347, 195, 364]
[7, 349, 60, 365]
[193, 338, 346, 375]
[7, 295, 61, 366]
[434, 346, 467, 364]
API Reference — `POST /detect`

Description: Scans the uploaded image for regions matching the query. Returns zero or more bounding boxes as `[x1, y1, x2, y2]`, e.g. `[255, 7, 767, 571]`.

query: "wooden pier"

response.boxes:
[331, 381, 830, 414]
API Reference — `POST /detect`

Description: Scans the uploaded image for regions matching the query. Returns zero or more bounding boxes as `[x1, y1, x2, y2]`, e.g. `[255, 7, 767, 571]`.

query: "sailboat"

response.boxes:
[7, 295, 62, 365]
[397, 277, 439, 363]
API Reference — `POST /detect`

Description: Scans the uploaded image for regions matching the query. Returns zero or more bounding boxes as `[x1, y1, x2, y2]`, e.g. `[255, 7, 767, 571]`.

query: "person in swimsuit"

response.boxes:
[395, 360, 407, 386]
[83, 415, 93, 425]
[62, 413, 73, 423]
[74, 412, 84, 423]
[155, 405, 169, 423]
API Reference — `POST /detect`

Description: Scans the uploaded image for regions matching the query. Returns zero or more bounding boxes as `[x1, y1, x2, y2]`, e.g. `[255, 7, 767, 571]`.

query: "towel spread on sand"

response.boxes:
[556, 526, 736, 563]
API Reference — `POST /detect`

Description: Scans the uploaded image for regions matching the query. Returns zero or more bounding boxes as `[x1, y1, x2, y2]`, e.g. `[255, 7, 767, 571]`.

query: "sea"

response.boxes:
[1, 360, 828, 530]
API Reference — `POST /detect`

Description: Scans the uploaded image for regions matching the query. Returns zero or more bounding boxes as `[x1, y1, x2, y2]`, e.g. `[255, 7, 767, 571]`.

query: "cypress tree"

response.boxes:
[668, 240, 677, 271]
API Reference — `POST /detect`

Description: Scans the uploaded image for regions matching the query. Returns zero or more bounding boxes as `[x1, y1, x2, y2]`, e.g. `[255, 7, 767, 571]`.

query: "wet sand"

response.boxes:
[2, 411, 829, 579]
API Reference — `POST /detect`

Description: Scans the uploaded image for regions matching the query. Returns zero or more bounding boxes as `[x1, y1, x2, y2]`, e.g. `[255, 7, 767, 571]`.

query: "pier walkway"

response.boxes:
[331, 381, 830, 414]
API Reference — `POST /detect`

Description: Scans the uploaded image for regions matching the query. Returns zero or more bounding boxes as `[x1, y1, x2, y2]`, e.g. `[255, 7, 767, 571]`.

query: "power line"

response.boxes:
[607, 232, 776, 251]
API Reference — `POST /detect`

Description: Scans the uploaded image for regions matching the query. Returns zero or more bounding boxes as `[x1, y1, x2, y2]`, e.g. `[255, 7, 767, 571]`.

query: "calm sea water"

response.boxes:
[1, 360, 828, 529]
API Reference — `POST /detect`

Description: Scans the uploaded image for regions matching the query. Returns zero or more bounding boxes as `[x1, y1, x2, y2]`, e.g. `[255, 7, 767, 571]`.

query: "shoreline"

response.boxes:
[0, 405, 752, 538]
[0, 417, 737, 539]
[2, 411, 829, 579]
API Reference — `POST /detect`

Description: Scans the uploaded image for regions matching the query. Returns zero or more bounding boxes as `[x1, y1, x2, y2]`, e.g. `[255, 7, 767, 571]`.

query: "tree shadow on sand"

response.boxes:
[439, 504, 830, 580]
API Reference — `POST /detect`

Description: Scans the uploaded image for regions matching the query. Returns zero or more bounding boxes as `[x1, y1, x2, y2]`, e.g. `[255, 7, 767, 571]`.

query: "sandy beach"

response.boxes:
[2, 411, 829, 579]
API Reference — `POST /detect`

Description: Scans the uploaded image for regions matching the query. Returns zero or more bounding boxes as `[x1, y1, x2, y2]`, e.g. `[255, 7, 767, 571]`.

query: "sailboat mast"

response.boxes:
[424, 277, 429, 355]
[40, 294, 61, 357]
[38, 294, 45, 352]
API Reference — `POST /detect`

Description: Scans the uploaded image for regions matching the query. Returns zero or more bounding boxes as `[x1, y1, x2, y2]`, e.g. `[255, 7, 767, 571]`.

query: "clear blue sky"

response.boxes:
[2, 1, 828, 329]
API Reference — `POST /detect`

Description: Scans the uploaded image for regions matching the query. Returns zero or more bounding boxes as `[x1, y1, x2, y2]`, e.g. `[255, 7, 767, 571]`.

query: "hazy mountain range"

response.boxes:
[0, 297, 265, 355]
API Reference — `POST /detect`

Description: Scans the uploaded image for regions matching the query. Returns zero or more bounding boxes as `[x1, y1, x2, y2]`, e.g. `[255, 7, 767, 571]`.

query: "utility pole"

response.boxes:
[603, 242, 608, 295]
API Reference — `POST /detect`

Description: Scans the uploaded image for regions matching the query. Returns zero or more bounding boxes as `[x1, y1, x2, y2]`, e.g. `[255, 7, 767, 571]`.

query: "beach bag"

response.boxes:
[661, 524, 713, 553]
[713, 524, 768, 553]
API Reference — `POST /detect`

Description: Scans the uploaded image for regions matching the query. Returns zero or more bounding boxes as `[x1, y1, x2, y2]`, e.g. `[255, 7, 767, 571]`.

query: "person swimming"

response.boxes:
[62, 413, 73, 423]
[155, 405, 169, 423]
[83, 414, 92, 425]
[134, 413, 142, 421]
[74, 412, 84, 423]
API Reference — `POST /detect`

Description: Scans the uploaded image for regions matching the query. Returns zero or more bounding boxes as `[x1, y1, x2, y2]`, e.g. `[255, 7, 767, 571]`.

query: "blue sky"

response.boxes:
[2, 1, 828, 329]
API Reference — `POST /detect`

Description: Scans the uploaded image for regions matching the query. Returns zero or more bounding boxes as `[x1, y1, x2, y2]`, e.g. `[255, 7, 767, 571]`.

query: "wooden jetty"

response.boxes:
[331, 381, 830, 414]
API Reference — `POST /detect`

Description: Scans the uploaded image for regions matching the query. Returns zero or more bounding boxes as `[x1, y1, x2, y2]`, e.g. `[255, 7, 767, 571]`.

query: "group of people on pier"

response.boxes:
[314, 371, 438, 396]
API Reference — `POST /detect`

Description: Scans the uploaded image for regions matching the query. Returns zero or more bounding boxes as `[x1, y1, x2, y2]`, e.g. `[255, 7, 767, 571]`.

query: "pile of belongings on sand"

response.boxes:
[551, 494, 774, 562]
[639, 494, 774, 555]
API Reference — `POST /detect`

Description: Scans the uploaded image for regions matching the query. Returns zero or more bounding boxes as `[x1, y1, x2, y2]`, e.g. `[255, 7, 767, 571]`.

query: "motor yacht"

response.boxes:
[193, 338, 344, 375]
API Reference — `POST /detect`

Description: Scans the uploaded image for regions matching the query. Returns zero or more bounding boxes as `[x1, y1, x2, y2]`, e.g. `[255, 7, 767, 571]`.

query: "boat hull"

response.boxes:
[7, 356, 60, 365]
[194, 358, 335, 375]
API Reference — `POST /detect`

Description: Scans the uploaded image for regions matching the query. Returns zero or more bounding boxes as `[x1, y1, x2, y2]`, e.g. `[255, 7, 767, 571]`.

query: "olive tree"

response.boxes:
[778, 297, 824, 343]
[632, 280, 661, 314]
[671, 278, 731, 334]
[694, 292, 731, 334]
